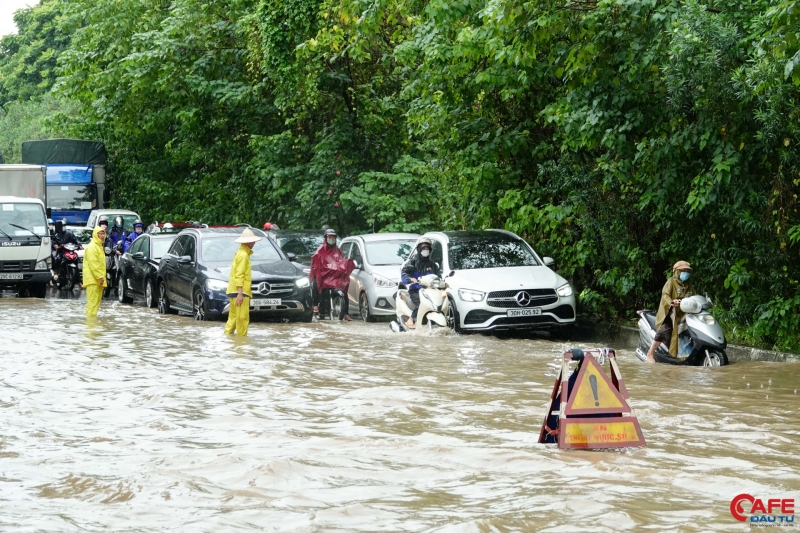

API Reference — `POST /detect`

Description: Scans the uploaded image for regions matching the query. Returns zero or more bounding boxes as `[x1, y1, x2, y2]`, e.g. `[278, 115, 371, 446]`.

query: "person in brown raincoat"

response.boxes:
[645, 260, 695, 363]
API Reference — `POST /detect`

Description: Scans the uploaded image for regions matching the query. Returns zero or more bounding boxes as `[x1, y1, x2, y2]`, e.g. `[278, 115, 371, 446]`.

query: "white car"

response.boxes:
[410, 230, 576, 332]
[86, 209, 141, 232]
[340, 233, 420, 320]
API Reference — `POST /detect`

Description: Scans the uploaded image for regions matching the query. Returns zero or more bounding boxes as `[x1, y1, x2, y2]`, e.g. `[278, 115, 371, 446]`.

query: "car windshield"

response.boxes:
[0, 202, 48, 236]
[152, 238, 175, 259]
[365, 240, 416, 266]
[276, 235, 324, 256]
[105, 214, 140, 232]
[47, 184, 97, 211]
[70, 228, 93, 245]
[202, 237, 283, 264]
[448, 237, 539, 270]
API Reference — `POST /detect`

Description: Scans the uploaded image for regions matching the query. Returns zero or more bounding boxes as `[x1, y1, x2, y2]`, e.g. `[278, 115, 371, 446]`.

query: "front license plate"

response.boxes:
[0, 273, 23, 280]
[507, 307, 541, 317]
[251, 298, 281, 307]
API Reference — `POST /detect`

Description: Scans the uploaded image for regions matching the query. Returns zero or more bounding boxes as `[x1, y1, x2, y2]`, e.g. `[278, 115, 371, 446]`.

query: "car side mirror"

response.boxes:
[286, 252, 297, 262]
[103, 190, 110, 203]
[353, 261, 360, 270]
[177, 255, 193, 265]
[543, 257, 555, 267]
[133, 252, 144, 260]
[448, 270, 455, 278]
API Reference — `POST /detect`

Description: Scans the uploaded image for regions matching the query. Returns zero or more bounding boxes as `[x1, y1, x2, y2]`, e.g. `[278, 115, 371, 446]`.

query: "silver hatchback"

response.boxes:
[340, 233, 420, 321]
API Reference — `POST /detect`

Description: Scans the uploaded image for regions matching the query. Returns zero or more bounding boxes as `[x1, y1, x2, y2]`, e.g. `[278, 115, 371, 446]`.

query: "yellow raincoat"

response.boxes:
[654, 276, 695, 357]
[224, 244, 253, 336]
[82, 225, 107, 317]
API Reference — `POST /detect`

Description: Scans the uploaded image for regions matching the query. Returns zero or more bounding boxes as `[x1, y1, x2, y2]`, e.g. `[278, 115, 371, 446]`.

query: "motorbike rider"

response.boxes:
[108, 216, 128, 250]
[400, 238, 442, 329]
[309, 228, 355, 321]
[646, 260, 696, 363]
[123, 219, 144, 252]
[51, 219, 79, 279]
[47, 218, 55, 236]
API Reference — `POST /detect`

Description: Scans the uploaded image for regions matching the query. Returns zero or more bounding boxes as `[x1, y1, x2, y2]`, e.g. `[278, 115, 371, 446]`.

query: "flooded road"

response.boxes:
[1, 293, 799, 531]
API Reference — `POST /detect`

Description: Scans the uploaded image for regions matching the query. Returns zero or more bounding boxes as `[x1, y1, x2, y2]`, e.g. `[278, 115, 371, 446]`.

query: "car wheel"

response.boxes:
[31, 282, 47, 299]
[301, 309, 314, 323]
[145, 280, 156, 308]
[158, 281, 175, 314]
[193, 289, 207, 321]
[359, 292, 374, 322]
[118, 275, 133, 304]
[446, 296, 461, 333]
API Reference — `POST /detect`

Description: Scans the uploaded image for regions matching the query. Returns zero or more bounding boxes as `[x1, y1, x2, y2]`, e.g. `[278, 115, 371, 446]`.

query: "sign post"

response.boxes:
[538, 348, 645, 450]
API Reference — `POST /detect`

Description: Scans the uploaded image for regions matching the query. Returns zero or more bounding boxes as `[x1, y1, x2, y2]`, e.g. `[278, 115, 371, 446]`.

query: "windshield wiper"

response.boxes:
[10, 223, 39, 237]
[0, 228, 12, 240]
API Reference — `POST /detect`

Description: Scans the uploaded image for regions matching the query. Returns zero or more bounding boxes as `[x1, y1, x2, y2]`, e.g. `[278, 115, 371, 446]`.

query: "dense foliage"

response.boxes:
[0, 0, 798, 350]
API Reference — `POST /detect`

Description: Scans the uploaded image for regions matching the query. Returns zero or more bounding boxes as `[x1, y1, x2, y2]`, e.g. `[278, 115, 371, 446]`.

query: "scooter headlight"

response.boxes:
[458, 289, 485, 302]
[700, 314, 716, 325]
[556, 284, 573, 297]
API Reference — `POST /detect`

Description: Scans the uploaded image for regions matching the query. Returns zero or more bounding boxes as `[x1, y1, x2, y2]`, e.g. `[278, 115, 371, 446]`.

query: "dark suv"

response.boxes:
[156, 228, 313, 322]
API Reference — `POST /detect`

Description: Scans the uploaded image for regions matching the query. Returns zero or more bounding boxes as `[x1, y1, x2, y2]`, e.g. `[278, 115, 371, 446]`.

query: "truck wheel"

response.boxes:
[31, 283, 47, 299]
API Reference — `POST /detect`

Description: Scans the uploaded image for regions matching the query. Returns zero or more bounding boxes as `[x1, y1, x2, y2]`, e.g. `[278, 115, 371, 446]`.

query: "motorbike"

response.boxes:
[53, 242, 81, 291]
[104, 240, 124, 297]
[389, 274, 451, 333]
[317, 287, 348, 321]
[634, 294, 729, 367]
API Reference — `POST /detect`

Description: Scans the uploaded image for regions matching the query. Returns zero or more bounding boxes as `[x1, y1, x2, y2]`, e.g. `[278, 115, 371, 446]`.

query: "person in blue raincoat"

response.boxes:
[123, 219, 144, 252]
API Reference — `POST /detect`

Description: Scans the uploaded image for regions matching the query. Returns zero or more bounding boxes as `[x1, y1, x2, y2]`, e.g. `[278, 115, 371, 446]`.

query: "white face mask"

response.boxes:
[326, 238, 336, 246]
[421, 249, 430, 258]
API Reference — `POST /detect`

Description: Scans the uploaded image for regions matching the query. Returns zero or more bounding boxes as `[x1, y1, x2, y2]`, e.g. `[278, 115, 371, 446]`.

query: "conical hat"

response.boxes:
[234, 228, 262, 244]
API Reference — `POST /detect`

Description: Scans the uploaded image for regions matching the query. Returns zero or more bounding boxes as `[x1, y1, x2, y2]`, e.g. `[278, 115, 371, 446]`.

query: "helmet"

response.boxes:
[98, 216, 109, 227]
[324, 228, 337, 237]
[133, 219, 143, 227]
[47, 218, 54, 225]
[113, 216, 123, 228]
[680, 296, 703, 315]
[163, 222, 173, 230]
[263, 222, 280, 230]
[417, 237, 432, 250]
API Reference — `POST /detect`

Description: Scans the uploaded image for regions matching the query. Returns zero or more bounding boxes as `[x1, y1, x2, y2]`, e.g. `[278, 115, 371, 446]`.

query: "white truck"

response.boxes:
[0, 165, 52, 297]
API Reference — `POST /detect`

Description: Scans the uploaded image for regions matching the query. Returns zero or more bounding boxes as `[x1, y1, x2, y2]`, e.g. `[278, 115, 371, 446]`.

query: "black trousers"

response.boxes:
[409, 290, 420, 321]
[316, 286, 349, 319]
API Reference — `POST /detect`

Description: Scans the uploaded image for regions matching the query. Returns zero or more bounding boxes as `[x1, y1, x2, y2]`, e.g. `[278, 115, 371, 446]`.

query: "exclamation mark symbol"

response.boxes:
[589, 375, 600, 406]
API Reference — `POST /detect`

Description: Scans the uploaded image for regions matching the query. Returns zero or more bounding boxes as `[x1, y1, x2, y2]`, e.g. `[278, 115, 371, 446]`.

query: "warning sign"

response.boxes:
[565, 356, 626, 415]
[538, 348, 646, 450]
[560, 417, 645, 449]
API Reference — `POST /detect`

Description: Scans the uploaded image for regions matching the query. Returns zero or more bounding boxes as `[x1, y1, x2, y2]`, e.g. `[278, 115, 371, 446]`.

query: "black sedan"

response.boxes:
[268, 230, 324, 270]
[156, 227, 313, 322]
[118, 233, 179, 307]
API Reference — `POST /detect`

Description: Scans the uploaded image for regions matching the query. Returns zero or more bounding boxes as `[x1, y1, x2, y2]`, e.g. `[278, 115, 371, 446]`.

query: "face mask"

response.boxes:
[135, 228, 143, 234]
[421, 249, 430, 258]
[679, 272, 690, 282]
[326, 238, 336, 246]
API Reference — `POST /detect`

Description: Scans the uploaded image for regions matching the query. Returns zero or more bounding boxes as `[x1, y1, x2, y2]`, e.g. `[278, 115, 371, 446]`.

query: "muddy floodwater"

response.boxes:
[1, 293, 799, 532]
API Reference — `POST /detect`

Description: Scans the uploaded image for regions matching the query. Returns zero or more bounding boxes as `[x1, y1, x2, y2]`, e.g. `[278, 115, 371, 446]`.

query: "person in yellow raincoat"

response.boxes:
[224, 228, 262, 336]
[82, 225, 107, 317]
[646, 260, 695, 363]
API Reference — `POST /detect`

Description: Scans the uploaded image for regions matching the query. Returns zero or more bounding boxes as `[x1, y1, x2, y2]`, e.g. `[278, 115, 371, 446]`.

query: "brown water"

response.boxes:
[1, 292, 799, 531]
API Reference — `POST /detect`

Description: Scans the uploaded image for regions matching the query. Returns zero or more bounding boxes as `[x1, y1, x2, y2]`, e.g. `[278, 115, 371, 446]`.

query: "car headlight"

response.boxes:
[206, 279, 228, 291]
[700, 314, 716, 325]
[35, 260, 49, 271]
[556, 284, 573, 297]
[303, 268, 311, 274]
[372, 273, 397, 288]
[458, 288, 485, 302]
[295, 277, 310, 288]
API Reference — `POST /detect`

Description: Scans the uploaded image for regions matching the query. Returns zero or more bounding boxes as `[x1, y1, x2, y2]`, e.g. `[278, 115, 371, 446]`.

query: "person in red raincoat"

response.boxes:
[309, 228, 355, 321]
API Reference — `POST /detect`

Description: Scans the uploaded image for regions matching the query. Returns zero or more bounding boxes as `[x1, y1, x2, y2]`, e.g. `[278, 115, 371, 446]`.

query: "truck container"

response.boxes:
[22, 139, 107, 226]
[0, 164, 47, 205]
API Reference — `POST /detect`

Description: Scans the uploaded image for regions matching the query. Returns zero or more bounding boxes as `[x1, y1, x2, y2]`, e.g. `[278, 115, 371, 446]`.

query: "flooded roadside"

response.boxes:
[1, 292, 799, 531]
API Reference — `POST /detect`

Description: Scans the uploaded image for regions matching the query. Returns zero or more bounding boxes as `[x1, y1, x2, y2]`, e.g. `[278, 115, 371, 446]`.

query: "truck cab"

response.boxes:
[46, 165, 101, 226]
[0, 196, 52, 297]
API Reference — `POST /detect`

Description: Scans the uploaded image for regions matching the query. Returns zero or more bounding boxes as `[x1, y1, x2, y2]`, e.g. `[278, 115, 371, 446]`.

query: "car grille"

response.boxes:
[250, 281, 295, 297]
[463, 304, 575, 325]
[486, 288, 558, 308]
[0, 261, 35, 272]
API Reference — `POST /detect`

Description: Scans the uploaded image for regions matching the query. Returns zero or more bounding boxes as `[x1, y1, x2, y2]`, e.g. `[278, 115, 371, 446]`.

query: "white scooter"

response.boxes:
[389, 274, 451, 332]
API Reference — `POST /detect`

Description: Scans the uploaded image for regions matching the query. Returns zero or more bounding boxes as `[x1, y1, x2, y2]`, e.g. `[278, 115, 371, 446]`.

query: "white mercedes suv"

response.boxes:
[409, 230, 576, 332]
